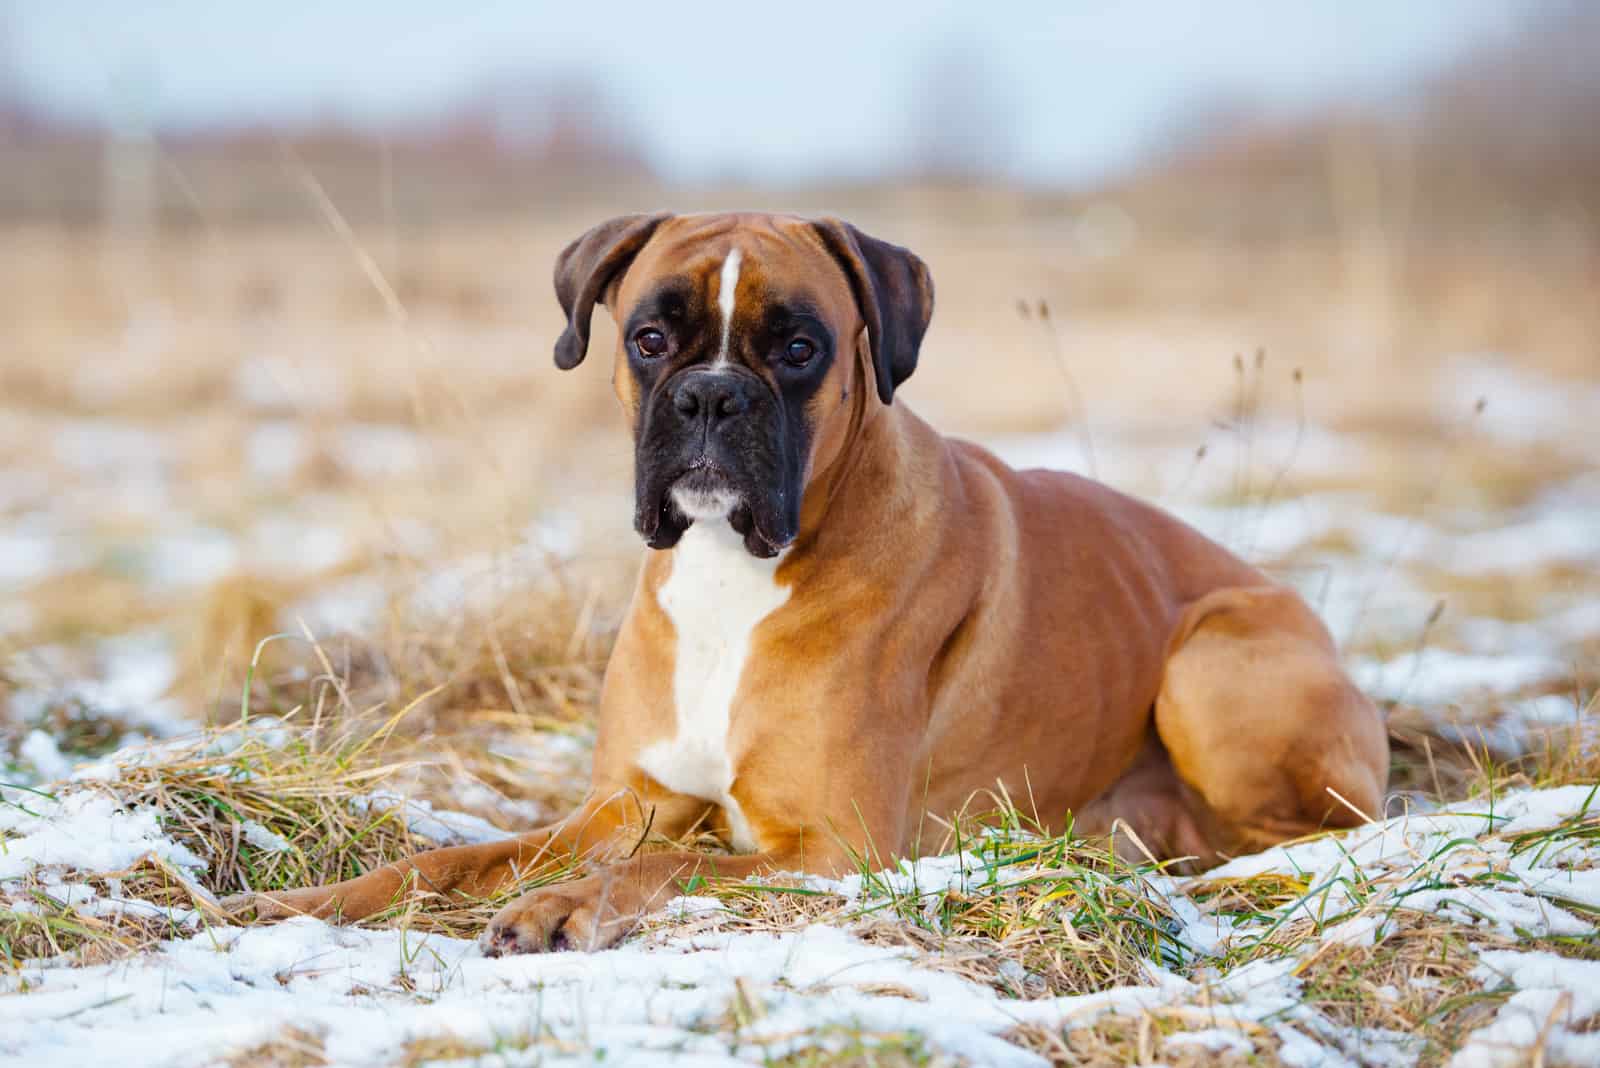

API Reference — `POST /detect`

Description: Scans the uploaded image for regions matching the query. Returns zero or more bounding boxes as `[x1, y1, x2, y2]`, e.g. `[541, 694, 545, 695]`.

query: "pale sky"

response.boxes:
[2, 0, 1531, 185]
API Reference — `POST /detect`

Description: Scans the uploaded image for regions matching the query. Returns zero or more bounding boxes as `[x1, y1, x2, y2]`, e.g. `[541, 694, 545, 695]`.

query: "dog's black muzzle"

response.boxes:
[633, 368, 800, 557]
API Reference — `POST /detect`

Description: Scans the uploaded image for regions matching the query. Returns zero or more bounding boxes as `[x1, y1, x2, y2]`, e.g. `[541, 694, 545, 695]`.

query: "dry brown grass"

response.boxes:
[1008, 1012, 1280, 1068]
[102, 714, 431, 897]
[394, 1031, 587, 1067]
[224, 1028, 329, 1068]
[1289, 915, 1514, 1066]
[767, 1032, 949, 1067]
[0, 869, 186, 967]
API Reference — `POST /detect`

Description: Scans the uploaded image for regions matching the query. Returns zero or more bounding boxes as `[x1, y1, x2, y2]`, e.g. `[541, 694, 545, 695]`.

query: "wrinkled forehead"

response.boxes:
[612, 214, 857, 331]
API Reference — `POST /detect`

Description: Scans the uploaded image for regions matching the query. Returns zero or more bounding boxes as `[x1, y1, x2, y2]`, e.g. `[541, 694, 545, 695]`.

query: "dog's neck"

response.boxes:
[781, 399, 934, 579]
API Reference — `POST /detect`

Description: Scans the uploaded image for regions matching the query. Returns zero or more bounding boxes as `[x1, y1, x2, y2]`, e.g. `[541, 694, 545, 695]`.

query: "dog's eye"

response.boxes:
[784, 339, 817, 367]
[634, 328, 668, 357]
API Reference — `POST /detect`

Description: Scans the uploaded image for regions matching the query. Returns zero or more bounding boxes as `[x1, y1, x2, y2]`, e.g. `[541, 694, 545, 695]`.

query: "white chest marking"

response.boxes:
[712, 247, 742, 367]
[639, 519, 788, 852]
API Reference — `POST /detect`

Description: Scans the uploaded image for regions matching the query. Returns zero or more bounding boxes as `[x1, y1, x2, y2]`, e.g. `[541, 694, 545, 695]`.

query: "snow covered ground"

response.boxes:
[5, 744, 1600, 1067]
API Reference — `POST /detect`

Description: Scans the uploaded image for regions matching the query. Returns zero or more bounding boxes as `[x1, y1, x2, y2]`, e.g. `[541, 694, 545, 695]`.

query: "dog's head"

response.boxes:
[551, 212, 934, 557]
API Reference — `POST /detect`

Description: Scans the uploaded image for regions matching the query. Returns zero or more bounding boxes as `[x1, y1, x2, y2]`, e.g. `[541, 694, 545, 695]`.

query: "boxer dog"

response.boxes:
[235, 213, 1388, 954]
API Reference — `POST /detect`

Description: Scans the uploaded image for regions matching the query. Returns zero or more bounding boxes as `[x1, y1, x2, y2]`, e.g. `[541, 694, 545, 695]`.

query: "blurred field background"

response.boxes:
[3, 4, 1600, 1064]
[1, 0, 1596, 815]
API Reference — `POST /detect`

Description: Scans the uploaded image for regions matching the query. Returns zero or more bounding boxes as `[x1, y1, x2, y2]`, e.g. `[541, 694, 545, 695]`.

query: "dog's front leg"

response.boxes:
[479, 762, 909, 955]
[226, 787, 665, 924]
[479, 843, 851, 955]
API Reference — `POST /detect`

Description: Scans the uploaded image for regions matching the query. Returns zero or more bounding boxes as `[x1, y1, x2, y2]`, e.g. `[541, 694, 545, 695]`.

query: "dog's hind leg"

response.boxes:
[1071, 734, 1222, 869]
[1151, 585, 1389, 860]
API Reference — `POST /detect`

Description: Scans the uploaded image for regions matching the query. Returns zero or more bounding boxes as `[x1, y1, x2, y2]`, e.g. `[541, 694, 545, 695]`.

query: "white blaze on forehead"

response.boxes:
[714, 247, 743, 365]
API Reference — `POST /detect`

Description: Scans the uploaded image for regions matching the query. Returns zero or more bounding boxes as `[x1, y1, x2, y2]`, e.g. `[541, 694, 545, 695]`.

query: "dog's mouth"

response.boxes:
[637, 456, 793, 558]
[668, 460, 741, 521]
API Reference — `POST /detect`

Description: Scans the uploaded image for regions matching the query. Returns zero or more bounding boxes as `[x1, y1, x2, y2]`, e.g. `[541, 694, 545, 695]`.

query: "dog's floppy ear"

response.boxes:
[553, 213, 670, 370]
[812, 218, 934, 404]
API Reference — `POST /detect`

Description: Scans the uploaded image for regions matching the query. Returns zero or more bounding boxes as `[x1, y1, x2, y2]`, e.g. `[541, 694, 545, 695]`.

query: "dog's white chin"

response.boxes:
[670, 485, 740, 522]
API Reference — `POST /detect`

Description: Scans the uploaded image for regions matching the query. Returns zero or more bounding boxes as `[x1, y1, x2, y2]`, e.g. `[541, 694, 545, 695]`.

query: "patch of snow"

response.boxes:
[4, 633, 190, 758]
[18, 730, 72, 783]
[350, 792, 513, 847]
[0, 790, 206, 883]
[1445, 358, 1600, 459]
[1549, 597, 1600, 645]
[69, 723, 293, 783]
[1200, 785, 1600, 955]
[1165, 1027, 1252, 1054]
[53, 420, 170, 478]
[531, 510, 583, 559]
[142, 526, 238, 589]
[819, 852, 986, 902]
[335, 423, 428, 479]
[248, 515, 349, 576]
[294, 574, 387, 636]
[1452, 616, 1561, 657]
[1511, 694, 1586, 729]
[291, 513, 582, 641]
[0, 599, 32, 636]
[444, 779, 553, 827]
[245, 420, 310, 480]
[239, 820, 292, 854]
[660, 895, 728, 920]
[1274, 555, 1437, 647]
[235, 354, 344, 414]
[1318, 914, 1384, 948]
[1159, 879, 1232, 957]
[0, 512, 95, 590]
[1355, 647, 1567, 707]
[1408, 695, 1590, 762]
[383, 516, 440, 558]
[987, 421, 1373, 505]
[1451, 950, 1600, 1068]
[96, 635, 181, 712]
[70, 315, 177, 407]
[0, 467, 50, 512]
[409, 529, 575, 623]
[1401, 886, 1592, 940]
[1445, 507, 1600, 576]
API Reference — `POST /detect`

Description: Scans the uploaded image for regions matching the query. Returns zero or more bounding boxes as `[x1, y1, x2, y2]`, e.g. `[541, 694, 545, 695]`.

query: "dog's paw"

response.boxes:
[479, 877, 640, 956]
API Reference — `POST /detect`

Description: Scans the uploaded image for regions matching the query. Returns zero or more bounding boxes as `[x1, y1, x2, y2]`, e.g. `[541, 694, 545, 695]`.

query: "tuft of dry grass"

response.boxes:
[223, 1028, 329, 1068]
[1386, 688, 1600, 807]
[767, 1031, 947, 1067]
[0, 882, 177, 969]
[1289, 915, 1513, 1065]
[395, 1029, 592, 1067]
[99, 710, 434, 899]
[854, 845, 1187, 999]
[1008, 1012, 1280, 1068]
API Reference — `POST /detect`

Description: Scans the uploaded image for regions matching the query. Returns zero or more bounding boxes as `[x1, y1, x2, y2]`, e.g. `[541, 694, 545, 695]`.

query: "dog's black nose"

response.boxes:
[672, 372, 751, 423]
